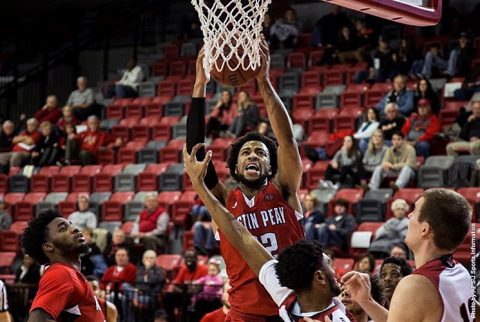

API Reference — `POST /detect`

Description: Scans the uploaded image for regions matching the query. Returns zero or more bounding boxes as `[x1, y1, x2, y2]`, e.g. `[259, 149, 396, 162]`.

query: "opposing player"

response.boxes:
[186, 38, 305, 320]
[22, 210, 105, 322]
[183, 143, 351, 322]
[342, 188, 474, 322]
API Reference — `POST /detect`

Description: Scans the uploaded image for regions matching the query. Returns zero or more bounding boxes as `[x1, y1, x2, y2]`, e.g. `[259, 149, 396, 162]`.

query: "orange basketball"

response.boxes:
[209, 39, 261, 87]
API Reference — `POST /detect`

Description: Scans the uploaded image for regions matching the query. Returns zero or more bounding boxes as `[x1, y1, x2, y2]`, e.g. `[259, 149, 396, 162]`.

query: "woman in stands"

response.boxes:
[224, 91, 260, 138]
[361, 129, 388, 185]
[355, 253, 375, 275]
[206, 90, 234, 139]
[414, 76, 440, 115]
[322, 135, 362, 189]
[354, 107, 380, 153]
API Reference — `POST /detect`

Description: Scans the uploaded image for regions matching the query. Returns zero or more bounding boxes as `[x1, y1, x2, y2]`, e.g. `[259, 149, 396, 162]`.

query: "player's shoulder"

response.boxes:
[42, 263, 78, 282]
[394, 274, 439, 304]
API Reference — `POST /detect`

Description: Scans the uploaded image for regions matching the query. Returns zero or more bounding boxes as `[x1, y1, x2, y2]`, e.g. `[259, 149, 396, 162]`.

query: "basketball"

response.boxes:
[209, 46, 261, 87]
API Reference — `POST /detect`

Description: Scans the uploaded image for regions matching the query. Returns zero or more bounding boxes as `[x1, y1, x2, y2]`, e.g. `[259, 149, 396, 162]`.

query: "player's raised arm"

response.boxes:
[256, 37, 302, 204]
[187, 48, 228, 205]
[183, 144, 273, 275]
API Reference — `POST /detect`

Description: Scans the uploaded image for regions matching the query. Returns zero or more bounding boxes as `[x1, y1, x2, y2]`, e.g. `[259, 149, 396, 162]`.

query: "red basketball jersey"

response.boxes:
[30, 263, 105, 322]
[221, 181, 305, 315]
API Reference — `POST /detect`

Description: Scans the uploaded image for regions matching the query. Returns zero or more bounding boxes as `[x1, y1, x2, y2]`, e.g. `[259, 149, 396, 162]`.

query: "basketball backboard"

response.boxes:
[323, 0, 442, 26]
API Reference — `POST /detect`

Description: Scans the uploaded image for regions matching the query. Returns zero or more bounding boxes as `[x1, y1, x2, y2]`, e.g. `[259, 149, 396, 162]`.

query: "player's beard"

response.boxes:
[236, 173, 269, 190]
[53, 240, 90, 257]
[326, 271, 341, 296]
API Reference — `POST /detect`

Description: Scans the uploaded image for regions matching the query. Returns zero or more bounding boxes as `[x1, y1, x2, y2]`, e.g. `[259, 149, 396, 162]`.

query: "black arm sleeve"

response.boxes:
[186, 97, 219, 189]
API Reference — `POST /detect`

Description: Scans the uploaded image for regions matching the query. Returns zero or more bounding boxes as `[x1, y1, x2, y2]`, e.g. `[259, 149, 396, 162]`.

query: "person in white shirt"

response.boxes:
[67, 194, 97, 230]
[114, 57, 144, 98]
[354, 107, 380, 153]
[183, 144, 352, 322]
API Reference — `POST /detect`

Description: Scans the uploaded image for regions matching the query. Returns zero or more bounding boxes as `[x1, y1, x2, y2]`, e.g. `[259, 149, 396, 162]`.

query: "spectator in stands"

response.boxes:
[64, 115, 112, 165]
[322, 135, 362, 189]
[87, 276, 119, 322]
[369, 199, 410, 256]
[131, 192, 170, 251]
[390, 243, 408, 260]
[101, 247, 137, 291]
[368, 131, 416, 191]
[35, 95, 62, 124]
[315, 198, 357, 252]
[421, 43, 448, 78]
[362, 129, 388, 184]
[256, 120, 275, 140]
[337, 26, 364, 64]
[378, 256, 412, 309]
[303, 192, 325, 241]
[379, 102, 406, 145]
[312, 5, 350, 49]
[206, 90, 234, 139]
[447, 32, 474, 78]
[354, 19, 375, 52]
[261, 13, 272, 42]
[57, 105, 79, 132]
[376, 75, 414, 116]
[0, 199, 12, 232]
[402, 98, 441, 158]
[200, 283, 230, 322]
[14, 254, 41, 285]
[224, 91, 260, 138]
[67, 194, 97, 230]
[190, 194, 210, 222]
[30, 121, 60, 166]
[123, 250, 165, 322]
[340, 275, 384, 322]
[354, 107, 380, 153]
[104, 229, 131, 266]
[446, 100, 480, 156]
[0, 118, 40, 170]
[80, 227, 107, 278]
[355, 37, 392, 84]
[109, 57, 144, 98]
[164, 249, 208, 319]
[269, 8, 302, 50]
[191, 259, 223, 318]
[67, 76, 95, 121]
[0, 121, 15, 152]
[193, 221, 217, 257]
[414, 77, 440, 115]
[356, 253, 375, 275]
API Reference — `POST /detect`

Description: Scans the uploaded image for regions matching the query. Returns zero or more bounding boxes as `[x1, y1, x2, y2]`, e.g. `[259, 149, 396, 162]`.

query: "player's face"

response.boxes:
[339, 288, 363, 315]
[379, 263, 403, 299]
[405, 197, 424, 251]
[46, 217, 89, 257]
[236, 140, 271, 188]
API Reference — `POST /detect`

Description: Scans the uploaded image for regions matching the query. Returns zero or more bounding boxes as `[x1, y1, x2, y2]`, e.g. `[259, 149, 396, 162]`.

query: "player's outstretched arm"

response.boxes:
[256, 37, 302, 204]
[28, 309, 57, 322]
[184, 144, 273, 275]
[188, 48, 228, 205]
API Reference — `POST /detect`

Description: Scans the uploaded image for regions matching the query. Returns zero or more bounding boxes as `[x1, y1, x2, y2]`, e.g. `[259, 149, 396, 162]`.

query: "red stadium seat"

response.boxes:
[157, 80, 177, 99]
[51, 166, 82, 192]
[304, 160, 330, 190]
[136, 163, 170, 191]
[97, 148, 116, 165]
[172, 191, 198, 227]
[30, 166, 60, 192]
[169, 61, 186, 78]
[72, 165, 103, 192]
[454, 226, 479, 265]
[152, 60, 168, 77]
[124, 103, 144, 118]
[364, 83, 390, 107]
[287, 52, 306, 69]
[373, 259, 384, 276]
[457, 188, 480, 222]
[4, 193, 25, 215]
[165, 44, 179, 60]
[341, 84, 366, 107]
[335, 258, 354, 273]
[330, 188, 364, 215]
[158, 191, 182, 212]
[15, 192, 46, 221]
[102, 192, 134, 221]
[160, 139, 185, 163]
[293, 93, 315, 110]
[156, 254, 181, 278]
[0, 252, 16, 272]
[334, 107, 363, 132]
[177, 78, 195, 96]
[0, 174, 7, 194]
[144, 97, 167, 117]
[308, 50, 325, 69]
[133, 97, 153, 106]
[301, 71, 322, 93]
[93, 164, 124, 192]
[58, 192, 89, 217]
[323, 66, 345, 86]
[132, 116, 161, 141]
[309, 109, 337, 132]
[10, 221, 28, 234]
[152, 116, 181, 141]
[183, 230, 194, 252]
[112, 116, 141, 142]
[0, 232, 19, 253]
[345, 63, 367, 84]
[117, 141, 147, 164]
[292, 108, 314, 131]
[209, 138, 234, 162]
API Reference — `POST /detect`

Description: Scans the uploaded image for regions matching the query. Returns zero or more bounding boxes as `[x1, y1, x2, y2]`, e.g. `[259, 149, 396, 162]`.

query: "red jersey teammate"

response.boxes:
[342, 188, 476, 322]
[183, 143, 351, 322]
[22, 210, 105, 322]
[186, 38, 305, 321]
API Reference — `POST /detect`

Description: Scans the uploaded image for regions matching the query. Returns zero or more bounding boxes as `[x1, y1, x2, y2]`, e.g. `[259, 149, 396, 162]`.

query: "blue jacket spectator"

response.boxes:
[376, 75, 414, 116]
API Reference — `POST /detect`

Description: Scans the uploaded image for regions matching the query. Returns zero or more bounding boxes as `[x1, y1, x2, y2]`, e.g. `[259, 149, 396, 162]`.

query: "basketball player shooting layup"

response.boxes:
[341, 188, 475, 322]
[186, 37, 305, 321]
[183, 143, 351, 322]
[22, 210, 105, 322]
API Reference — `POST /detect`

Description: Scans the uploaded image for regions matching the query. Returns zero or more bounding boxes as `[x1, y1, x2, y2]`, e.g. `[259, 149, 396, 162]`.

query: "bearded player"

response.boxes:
[22, 210, 105, 322]
[342, 188, 475, 322]
[186, 38, 305, 321]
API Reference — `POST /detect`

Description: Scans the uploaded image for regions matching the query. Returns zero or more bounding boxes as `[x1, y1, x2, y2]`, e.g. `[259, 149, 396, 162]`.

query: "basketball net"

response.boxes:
[191, 0, 271, 73]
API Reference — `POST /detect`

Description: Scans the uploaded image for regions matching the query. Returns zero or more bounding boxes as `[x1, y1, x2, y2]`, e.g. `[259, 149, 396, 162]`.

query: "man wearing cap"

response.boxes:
[446, 100, 480, 156]
[401, 98, 440, 158]
[67, 194, 97, 230]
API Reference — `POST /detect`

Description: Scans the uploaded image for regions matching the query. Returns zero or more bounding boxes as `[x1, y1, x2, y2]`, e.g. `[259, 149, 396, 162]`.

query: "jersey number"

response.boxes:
[254, 233, 279, 256]
[460, 298, 473, 322]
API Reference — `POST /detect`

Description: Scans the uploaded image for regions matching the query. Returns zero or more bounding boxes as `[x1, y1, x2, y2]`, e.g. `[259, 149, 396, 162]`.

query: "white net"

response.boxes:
[191, 0, 271, 73]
